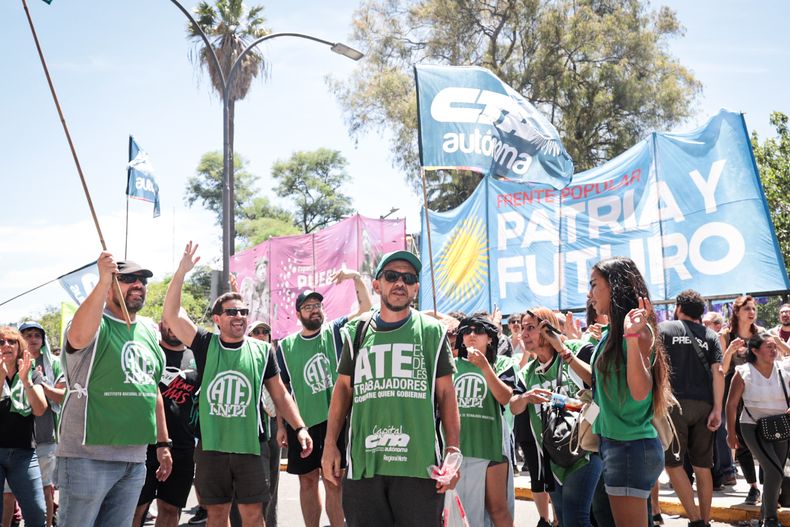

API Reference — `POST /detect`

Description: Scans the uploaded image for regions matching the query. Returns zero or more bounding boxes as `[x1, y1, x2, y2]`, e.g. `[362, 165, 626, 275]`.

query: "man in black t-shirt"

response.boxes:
[659, 289, 724, 527]
[133, 320, 200, 527]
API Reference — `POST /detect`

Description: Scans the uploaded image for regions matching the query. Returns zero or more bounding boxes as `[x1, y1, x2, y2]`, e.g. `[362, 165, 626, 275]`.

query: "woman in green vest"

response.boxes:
[510, 308, 601, 527]
[561, 257, 672, 527]
[0, 326, 47, 527]
[452, 316, 517, 527]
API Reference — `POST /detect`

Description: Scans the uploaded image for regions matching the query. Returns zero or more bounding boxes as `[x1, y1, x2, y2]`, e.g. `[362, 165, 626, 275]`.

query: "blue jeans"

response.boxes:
[550, 454, 603, 527]
[0, 448, 46, 526]
[57, 457, 146, 527]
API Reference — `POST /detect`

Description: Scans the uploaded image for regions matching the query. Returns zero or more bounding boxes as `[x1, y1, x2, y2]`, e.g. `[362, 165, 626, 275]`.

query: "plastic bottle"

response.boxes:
[550, 393, 583, 411]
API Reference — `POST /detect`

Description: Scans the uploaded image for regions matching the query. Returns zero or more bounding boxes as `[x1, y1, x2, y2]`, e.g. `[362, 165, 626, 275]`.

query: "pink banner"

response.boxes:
[230, 214, 406, 340]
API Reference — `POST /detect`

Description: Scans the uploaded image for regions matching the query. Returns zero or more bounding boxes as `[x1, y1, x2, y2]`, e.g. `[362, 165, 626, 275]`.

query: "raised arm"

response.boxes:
[332, 269, 372, 320]
[67, 252, 116, 350]
[623, 297, 655, 401]
[163, 242, 200, 346]
[19, 352, 47, 416]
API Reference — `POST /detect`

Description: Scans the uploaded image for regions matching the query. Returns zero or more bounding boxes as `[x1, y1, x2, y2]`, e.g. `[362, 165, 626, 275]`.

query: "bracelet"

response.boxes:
[295, 426, 308, 434]
[624, 333, 641, 339]
[445, 445, 461, 454]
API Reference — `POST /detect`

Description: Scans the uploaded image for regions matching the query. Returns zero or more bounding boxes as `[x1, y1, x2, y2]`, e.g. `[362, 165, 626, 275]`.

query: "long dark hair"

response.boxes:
[592, 257, 672, 417]
[746, 332, 773, 363]
[455, 317, 499, 365]
[729, 295, 759, 340]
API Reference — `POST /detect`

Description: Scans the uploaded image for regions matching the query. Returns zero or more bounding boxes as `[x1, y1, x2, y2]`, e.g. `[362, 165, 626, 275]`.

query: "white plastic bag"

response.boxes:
[427, 451, 463, 484]
[443, 489, 470, 527]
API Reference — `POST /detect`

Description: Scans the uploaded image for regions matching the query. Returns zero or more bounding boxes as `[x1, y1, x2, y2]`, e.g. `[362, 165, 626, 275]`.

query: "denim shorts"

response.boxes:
[599, 436, 664, 498]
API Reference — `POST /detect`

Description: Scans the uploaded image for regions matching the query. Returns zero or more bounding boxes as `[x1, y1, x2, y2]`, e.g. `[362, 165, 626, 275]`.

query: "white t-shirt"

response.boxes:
[736, 361, 790, 424]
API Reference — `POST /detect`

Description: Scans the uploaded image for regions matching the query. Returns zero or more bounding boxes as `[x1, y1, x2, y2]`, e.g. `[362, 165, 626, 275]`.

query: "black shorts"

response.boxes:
[343, 475, 442, 526]
[137, 445, 195, 508]
[286, 420, 347, 475]
[194, 441, 270, 505]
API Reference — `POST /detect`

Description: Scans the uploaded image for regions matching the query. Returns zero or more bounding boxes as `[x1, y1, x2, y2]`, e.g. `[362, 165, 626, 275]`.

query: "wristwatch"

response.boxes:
[295, 426, 308, 435]
[155, 440, 173, 449]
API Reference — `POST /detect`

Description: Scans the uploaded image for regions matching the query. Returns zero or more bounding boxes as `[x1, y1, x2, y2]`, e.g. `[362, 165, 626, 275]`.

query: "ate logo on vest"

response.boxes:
[303, 354, 333, 394]
[454, 373, 488, 408]
[121, 341, 157, 385]
[206, 371, 252, 418]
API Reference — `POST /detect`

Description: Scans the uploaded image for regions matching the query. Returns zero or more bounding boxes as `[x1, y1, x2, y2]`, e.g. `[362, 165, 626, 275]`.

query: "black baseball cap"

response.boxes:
[116, 260, 153, 278]
[295, 290, 324, 311]
[374, 250, 422, 279]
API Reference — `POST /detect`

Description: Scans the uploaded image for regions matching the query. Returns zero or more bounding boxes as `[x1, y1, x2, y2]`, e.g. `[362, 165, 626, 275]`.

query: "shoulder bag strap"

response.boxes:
[682, 321, 712, 379]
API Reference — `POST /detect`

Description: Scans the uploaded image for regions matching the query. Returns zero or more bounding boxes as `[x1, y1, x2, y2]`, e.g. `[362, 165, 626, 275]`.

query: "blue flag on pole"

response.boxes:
[415, 65, 574, 188]
[126, 136, 161, 217]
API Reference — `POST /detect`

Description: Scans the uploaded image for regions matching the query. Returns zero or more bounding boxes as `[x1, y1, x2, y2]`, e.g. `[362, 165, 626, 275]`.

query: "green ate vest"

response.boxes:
[199, 335, 269, 455]
[73, 315, 163, 446]
[453, 357, 503, 461]
[591, 330, 656, 440]
[279, 325, 339, 428]
[521, 351, 589, 482]
[344, 311, 444, 480]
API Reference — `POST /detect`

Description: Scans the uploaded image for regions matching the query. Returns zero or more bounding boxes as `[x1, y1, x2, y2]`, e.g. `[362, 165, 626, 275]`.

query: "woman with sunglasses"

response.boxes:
[0, 326, 48, 527]
[510, 308, 600, 527]
[560, 257, 672, 527]
[452, 316, 519, 527]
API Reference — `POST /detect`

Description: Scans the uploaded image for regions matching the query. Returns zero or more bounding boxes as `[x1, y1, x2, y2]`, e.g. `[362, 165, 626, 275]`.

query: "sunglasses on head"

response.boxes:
[222, 308, 249, 317]
[251, 327, 270, 336]
[460, 326, 487, 336]
[0, 338, 18, 346]
[381, 270, 419, 285]
[117, 274, 148, 285]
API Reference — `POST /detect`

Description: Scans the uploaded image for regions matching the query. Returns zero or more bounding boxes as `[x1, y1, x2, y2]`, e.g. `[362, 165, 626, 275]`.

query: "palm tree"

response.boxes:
[187, 0, 270, 243]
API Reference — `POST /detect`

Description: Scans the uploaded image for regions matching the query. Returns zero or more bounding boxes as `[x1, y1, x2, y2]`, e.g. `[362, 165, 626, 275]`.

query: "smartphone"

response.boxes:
[526, 309, 562, 335]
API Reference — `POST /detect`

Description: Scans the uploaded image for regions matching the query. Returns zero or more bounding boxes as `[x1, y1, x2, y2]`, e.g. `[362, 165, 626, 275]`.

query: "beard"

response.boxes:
[299, 312, 323, 331]
[381, 288, 413, 312]
[162, 333, 182, 347]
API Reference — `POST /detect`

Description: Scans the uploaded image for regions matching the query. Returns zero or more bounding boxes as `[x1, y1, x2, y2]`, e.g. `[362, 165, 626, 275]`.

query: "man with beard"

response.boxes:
[134, 320, 200, 527]
[57, 253, 172, 526]
[770, 304, 790, 348]
[164, 241, 313, 527]
[276, 269, 372, 527]
[322, 251, 460, 526]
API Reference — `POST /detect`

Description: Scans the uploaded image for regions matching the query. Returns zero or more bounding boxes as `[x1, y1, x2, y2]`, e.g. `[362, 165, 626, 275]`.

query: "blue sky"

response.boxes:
[1, 0, 788, 322]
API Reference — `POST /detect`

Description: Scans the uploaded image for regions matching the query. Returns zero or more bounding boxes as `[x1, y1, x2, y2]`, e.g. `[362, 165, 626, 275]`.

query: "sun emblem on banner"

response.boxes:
[434, 217, 488, 303]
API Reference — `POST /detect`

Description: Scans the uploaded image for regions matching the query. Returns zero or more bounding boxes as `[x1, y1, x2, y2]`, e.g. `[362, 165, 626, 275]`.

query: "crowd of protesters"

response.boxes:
[1, 244, 790, 527]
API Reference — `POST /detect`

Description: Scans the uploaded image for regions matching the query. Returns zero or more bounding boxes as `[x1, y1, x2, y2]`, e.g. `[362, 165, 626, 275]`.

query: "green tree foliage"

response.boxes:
[272, 148, 355, 233]
[752, 112, 790, 274]
[184, 151, 257, 225]
[236, 197, 300, 246]
[139, 269, 212, 327]
[331, 0, 701, 210]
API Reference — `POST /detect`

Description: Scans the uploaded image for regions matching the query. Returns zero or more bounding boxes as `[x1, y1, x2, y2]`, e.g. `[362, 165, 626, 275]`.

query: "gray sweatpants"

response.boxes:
[740, 422, 789, 520]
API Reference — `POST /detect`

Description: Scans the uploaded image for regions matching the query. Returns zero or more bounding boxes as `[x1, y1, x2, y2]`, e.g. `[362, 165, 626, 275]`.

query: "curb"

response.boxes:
[515, 485, 790, 524]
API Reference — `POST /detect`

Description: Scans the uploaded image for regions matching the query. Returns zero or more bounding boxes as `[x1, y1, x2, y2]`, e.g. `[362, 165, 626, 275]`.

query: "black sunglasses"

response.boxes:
[117, 274, 148, 285]
[0, 338, 18, 346]
[381, 270, 419, 285]
[222, 308, 249, 317]
[460, 326, 487, 336]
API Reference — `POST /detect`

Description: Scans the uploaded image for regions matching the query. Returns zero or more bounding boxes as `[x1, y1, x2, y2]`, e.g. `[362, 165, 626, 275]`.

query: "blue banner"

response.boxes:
[420, 110, 789, 313]
[58, 262, 99, 305]
[127, 136, 161, 217]
[415, 65, 573, 188]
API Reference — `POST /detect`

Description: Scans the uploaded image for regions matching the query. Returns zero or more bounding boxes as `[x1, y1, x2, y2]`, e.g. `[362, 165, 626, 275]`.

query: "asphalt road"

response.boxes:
[165, 471, 743, 526]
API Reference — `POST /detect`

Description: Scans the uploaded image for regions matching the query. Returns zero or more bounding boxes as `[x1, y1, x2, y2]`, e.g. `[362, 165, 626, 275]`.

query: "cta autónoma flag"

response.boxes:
[415, 64, 574, 189]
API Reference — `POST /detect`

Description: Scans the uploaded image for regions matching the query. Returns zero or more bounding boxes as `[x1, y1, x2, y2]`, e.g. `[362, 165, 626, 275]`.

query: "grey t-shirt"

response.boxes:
[33, 355, 57, 445]
[57, 313, 155, 463]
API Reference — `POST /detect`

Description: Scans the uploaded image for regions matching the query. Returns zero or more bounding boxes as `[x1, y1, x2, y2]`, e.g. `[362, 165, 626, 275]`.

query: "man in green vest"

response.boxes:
[164, 241, 313, 527]
[277, 268, 372, 527]
[57, 251, 173, 527]
[322, 250, 461, 526]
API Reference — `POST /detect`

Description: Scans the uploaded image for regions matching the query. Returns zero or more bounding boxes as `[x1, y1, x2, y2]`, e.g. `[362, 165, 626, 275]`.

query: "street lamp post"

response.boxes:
[169, 0, 363, 293]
